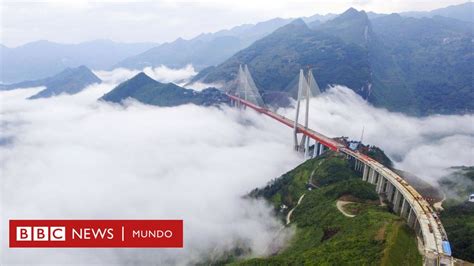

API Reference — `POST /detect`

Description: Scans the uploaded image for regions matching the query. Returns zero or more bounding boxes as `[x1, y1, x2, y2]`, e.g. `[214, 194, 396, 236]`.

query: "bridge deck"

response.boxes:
[227, 94, 344, 151]
[227, 94, 450, 262]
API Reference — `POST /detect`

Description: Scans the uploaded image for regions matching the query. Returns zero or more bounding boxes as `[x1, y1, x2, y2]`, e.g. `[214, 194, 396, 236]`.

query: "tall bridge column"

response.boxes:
[376, 176, 385, 193]
[362, 164, 369, 181]
[293, 69, 310, 154]
[318, 143, 325, 156]
[407, 208, 416, 228]
[414, 220, 423, 238]
[387, 182, 396, 201]
[364, 166, 370, 181]
[382, 178, 389, 193]
[400, 199, 409, 218]
[368, 168, 376, 184]
[385, 181, 392, 197]
[311, 140, 318, 158]
[393, 190, 402, 213]
[304, 137, 310, 159]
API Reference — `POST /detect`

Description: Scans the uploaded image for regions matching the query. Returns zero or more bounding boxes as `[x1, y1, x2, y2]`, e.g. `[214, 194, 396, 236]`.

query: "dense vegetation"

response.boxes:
[241, 152, 421, 265]
[369, 14, 473, 115]
[441, 203, 474, 262]
[195, 8, 473, 115]
[438, 166, 474, 262]
[100, 72, 229, 107]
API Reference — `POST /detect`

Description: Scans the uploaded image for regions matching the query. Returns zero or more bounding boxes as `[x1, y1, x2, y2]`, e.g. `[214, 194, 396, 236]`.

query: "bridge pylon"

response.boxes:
[293, 68, 322, 159]
[231, 64, 265, 109]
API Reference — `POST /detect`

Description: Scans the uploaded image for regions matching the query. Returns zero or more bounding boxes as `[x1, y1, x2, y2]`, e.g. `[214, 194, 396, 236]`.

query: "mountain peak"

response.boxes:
[99, 72, 158, 103]
[316, 7, 372, 46]
[273, 18, 310, 35]
[290, 18, 306, 26]
[321, 7, 370, 30]
[21, 65, 102, 99]
[174, 37, 186, 43]
[100, 74, 228, 107]
[55, 65, 96, 79]
[76, 65, 93, 72]
[336, 7, 368, 21]
[344, 7, 359, 14]
[133, 72, 151, 79]
[128, 72, 158, 85]
[78, 64, 89, 69]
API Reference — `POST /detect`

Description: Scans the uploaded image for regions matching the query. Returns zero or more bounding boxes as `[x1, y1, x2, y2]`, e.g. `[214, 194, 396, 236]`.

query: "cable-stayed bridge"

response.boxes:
[226, 65, 453, 266]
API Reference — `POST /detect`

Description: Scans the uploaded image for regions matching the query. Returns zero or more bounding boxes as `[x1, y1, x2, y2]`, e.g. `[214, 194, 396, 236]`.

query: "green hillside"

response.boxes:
[99, 72, 229, 107]
[369, 14, 473, 114]
[236, 152, 421, 265]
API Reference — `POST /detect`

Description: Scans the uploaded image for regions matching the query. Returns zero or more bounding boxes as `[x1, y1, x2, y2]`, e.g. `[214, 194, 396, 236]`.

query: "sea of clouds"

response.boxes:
[1, 65, 473, 264]
[0, 66, 298, 264]
[94, 64, 200, 87]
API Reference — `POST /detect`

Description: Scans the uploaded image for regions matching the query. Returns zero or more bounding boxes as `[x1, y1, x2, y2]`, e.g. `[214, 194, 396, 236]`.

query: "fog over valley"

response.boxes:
[1, 65, 472, 263]
[0, 69, 298, 264]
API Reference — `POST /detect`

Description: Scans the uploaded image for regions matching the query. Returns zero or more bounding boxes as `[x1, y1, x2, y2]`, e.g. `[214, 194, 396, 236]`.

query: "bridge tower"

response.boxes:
[293, 68, 322, 158]
[231, 64, 265, 108]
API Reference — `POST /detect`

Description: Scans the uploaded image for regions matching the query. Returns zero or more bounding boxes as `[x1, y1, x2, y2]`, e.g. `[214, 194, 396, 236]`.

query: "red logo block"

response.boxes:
[10, 220, 183, 248]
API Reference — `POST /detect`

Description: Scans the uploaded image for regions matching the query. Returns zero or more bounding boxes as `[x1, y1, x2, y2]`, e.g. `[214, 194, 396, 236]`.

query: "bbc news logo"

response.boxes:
[10, 220, 183, 248]
[17, 226, 66, 241]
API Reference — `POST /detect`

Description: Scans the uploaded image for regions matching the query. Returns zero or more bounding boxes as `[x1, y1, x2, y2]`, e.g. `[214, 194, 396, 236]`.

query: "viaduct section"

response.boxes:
[226, 65, 453, 266]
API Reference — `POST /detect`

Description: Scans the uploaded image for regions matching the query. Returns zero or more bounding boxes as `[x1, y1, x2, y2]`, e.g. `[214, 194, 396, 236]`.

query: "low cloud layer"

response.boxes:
[279, 86, 474, 184]
[0, 81, 298, 264]
[94, 65, 221, 92]
[94, 64, 197, 86]
[184, 81, 224, 91]
[1, 68, 472, 264]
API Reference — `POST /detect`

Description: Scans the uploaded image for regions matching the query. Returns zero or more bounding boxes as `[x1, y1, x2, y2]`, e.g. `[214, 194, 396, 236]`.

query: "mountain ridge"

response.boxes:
[114, 17, 293, 71]
[23, 65, 102, 99]
[99, 72, 229, 107]
[1, 40, 157, 84]
[192, 7, 473, 115]
[192, 14, 372, 103]
[400, 2, 474, 23]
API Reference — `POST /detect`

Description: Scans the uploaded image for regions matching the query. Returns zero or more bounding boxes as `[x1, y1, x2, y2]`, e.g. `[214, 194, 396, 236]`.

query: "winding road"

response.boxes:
[286, 194, 305, 225]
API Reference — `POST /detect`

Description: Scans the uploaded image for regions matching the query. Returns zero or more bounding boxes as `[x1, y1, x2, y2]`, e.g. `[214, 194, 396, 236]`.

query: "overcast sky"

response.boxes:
[0, 0, 469, 47]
